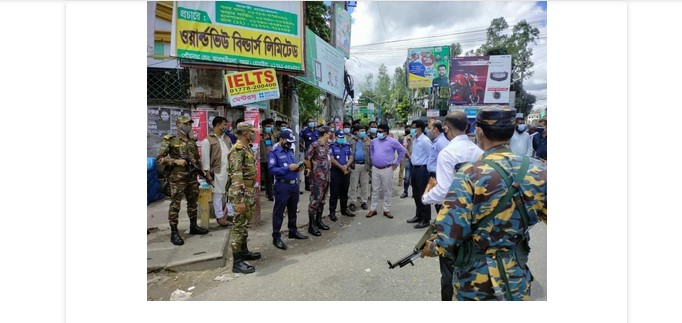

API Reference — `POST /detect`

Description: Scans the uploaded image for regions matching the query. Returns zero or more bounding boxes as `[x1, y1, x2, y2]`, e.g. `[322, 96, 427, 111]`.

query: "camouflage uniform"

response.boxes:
[156, 120, 200, 226]
[228, 125, 258, 254]
[427, 107, 547, 301]
[306, 140, 331, 215]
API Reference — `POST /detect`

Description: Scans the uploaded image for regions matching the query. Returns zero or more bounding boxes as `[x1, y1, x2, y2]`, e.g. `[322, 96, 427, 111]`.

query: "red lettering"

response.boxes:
[234, 74, 245, 87]
[264, 70, 274, 83]
[226, 75, 234, 88]
[244, 73, 256, 86]
[252, 71, 263, 83]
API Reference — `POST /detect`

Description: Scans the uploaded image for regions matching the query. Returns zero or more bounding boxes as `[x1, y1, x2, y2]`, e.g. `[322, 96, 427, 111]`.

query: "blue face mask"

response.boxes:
[265, 139, 272, 146]
[264, 127, 272, 134]
[410, 128, 416, 136]
[370, 127, 378, 134]
[377, 133, 386, 140]
[516, 124, 527, 132]
[359, 131, 366, 139]
[337, 138, 346, 144]
[308, 122, 316, 128]
[280, 126, 287, 131]
[343, 128, 351, 134]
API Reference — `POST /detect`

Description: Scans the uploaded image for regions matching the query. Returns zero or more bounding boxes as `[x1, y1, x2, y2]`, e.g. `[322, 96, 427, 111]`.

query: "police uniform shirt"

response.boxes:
[330, 142, 352, 167]
[300, 128, 319, 149]
[267, 145, 298, 181]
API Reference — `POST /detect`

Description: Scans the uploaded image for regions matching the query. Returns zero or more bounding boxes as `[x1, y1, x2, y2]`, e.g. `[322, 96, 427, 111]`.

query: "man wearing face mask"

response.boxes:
[268, 129, 309, 250]
[367, 124, 406, 219]
[200, 116, 234, 227]
[259, 118, 276, 201]
[408, 119, 433, 228]
[300, 117, 319, 191]
[425, 120, 449, 214]
[532, 118, 547, 162]
[368, 120, 379, 139]
[227, 122, 262, 273]
[399, 125, 413, 199]
[329, 130, 356, 220]
[304, 126, 334, 236]
[510, 115, 533, 157]
[156, 115, 209, 246]
[348, 124, 371, 212]
[420, 112, 483, 301]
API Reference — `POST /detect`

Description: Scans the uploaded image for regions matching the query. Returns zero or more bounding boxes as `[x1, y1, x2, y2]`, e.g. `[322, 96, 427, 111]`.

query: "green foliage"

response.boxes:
[305, 2, 331, 42]
[450, 43, 463, 58]
[296, 82, 323, 122]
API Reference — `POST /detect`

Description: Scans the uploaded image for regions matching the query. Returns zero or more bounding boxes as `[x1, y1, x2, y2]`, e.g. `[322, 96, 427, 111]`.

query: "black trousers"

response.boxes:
[272, 181, 299, 239]
[329, 168, 351, 213]
[429, 172, 442, 214]
[411, 165, 431, 223]
[439, 256, 455, 301]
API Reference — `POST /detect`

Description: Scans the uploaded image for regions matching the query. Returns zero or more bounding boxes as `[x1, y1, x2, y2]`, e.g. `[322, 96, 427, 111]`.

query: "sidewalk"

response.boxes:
[147, 169, 406, 272]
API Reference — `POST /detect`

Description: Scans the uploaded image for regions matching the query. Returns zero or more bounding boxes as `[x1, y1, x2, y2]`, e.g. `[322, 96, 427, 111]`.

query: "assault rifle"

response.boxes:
[387, 224, 436, 269]
[180, 154, 214, 187]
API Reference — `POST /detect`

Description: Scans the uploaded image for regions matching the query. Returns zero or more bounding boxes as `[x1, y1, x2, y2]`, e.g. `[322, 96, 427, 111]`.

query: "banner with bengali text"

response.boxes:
[172, 1, 304, 72]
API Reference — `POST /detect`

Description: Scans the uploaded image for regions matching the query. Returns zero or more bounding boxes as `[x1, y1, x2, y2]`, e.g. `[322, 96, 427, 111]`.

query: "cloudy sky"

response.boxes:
[344, 1, 547, 110]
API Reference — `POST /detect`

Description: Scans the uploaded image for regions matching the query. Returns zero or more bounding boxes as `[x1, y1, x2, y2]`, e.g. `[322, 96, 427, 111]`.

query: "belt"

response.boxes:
[429, 172, 436, 177]
[277, 179, 299, 184]
[413, 164, 427, 168]
[355, 161, 365, 164]
[374, 165, 392, 170]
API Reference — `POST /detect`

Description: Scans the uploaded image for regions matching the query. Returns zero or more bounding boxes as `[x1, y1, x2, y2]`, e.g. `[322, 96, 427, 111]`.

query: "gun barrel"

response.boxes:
[387, 249, 420, 269]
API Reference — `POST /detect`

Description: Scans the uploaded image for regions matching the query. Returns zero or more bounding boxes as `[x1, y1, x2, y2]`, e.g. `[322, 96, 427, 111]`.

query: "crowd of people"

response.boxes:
[155, 108, 547, 301]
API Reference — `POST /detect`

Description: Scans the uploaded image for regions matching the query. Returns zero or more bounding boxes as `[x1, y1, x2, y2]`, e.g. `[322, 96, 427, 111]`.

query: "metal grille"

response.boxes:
[147, 68, 190, 103]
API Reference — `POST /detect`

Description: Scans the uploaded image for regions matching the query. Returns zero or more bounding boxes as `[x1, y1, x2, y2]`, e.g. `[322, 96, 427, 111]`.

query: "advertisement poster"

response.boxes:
[407, 46, 450, 89]
[465, 107, 478, 135]
[450, 55, 512, 105]
[192, 110, 209, 142]
[427, 109, 440, 117]
[172, 1, 305, 72]
[295, 27, 345, 98]
[334, 3, 351, 58]
[148, 106, 192, 135]
[225, 68, 280, 105]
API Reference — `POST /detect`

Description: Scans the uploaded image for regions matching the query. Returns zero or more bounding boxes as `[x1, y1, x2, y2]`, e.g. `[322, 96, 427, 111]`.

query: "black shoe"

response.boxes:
[414, 222, 430, 229]
[316, 212, 329, 230]
[361, 203, 368, 210]
[305, 186, 311, 191]
[232, 254, 255, 274]
[189, 219, 209, 235]
[240, 242, 261, 260]
[300, 191, 304, 195]
[329, 212, 338, 222]
[406, 216, 420, 224]
[400, 192, 408, 199]
[341, 209, 356, 217]
[308, 214, 321, 236]
[273, 238, 288, 250]
[170, 224, 184, 246]
[349, 204, 357, 212]
[267, 196, 274, 201]
[288, 230, 309, 240]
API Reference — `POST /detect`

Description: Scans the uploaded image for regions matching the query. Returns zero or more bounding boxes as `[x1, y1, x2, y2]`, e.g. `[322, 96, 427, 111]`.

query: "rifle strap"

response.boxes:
[480, 156, 531, 231]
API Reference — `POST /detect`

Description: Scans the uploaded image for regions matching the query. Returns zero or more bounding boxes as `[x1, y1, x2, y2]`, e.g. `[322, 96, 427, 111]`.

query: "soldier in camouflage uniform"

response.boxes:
[304, 126, 333, 236]
[421, 106, 547, 301]
[156, 115, 209, 246]
[228, 121, 261, 274]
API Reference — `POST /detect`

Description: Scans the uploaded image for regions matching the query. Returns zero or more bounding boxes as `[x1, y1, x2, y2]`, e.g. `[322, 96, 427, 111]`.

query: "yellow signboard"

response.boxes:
[225, 68, 280, 106]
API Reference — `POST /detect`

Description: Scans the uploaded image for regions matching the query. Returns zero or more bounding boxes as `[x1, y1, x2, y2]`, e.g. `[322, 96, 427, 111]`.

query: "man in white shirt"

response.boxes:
[201, 116, 234, 227]
[510, 115, 533, 156]
[420, 111, 483, 302]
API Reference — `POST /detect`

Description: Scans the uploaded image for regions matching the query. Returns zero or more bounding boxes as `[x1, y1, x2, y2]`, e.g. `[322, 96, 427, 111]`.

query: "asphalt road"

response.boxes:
[191, 181, 547, 301]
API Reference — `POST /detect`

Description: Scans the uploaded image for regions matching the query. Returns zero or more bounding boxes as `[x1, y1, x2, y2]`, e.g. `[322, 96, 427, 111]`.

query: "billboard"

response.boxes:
[171, 1, 305, 72]
[407, 46, 450, 89]
[295, 27, 345, 98]
[449, 55, 512, 105]
[334, 3, 352, 58]
[225, 68, 280, 105]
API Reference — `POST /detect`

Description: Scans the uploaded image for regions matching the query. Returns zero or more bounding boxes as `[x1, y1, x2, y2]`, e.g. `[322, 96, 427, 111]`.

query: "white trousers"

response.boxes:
[370, 166, 394, 212]
[213, 193, 234, 219]
[349, 166, 370, 205]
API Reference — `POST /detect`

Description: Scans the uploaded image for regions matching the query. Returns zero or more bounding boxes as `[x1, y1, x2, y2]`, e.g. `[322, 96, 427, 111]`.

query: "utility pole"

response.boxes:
[328, 1, 346, 126]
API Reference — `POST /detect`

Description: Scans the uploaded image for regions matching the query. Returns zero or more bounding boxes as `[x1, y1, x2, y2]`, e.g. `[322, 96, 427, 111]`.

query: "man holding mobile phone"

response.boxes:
[268, 129, 309, 250]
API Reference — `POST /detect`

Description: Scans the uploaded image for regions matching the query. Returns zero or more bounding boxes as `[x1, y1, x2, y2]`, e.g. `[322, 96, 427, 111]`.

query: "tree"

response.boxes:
[390, 66, 409, 121]
[450, 43, 463, 58]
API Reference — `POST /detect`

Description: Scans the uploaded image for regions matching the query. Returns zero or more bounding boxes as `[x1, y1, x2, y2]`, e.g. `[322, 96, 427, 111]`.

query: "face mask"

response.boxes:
[425, 130, 433, 139]
[536, 127, 545, 134]
[264, 127, 272, 134]
[343, 128, 351, 134]
[337, 138, 346, 144]
[248, 133, 256, 142]
[516, 124, 527, 133]
[283, 142, 292, 150]
[359, 132, 366, 139]
[370, 127, 377, 134]
[280, 126, 287, 131]
[265, 139, 272, 146]
[377, 133, 386, 140]
[410, 128, 416, 137]
[405, 130, 411, 136]
[308, 122, 316, 128]
[179, 124, 192, 135]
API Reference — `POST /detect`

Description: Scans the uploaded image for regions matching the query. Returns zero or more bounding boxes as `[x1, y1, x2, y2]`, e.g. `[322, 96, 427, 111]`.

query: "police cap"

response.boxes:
[476, 105, 516, 127]
[334, 130, 345, 138]
[279, 129, 296, 142]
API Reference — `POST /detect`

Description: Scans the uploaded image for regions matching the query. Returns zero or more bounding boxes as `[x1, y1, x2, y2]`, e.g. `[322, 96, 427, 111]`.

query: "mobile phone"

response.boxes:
[296, 161, 305, 168]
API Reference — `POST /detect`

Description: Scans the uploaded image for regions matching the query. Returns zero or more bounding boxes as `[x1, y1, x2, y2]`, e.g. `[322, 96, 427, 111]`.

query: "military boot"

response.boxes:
[170, 224, 184, 246]
[232, 253, 255, 274]
[316, 211, 329, 230]
[189, 218, 209, 235]
[240, 242, 261, 261]
[308, 213, 321, 236]
[329, 211, 338, 222]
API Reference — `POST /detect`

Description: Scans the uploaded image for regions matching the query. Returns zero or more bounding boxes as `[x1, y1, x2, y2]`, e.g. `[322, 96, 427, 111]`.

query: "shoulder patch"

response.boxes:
[163, 134, 174, 140]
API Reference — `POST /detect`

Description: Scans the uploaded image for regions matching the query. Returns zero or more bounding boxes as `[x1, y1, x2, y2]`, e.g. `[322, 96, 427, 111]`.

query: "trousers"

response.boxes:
[370, 166, 394, 212]
[272, 181, 300, 238]
[168, 175, 199, 225]
[329, 168, 351, 213]
[411, 165, 431, 223]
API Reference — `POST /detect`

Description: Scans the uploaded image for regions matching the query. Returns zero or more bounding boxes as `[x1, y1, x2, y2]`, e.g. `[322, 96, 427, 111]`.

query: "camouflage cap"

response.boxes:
[476, 106, 516, 127]
[236, 121, 254, 132]
[176, 115, 194, 124]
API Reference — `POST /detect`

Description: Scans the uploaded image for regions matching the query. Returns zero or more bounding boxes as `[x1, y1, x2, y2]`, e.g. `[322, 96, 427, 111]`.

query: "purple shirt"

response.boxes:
[370, 136, 406, 168]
